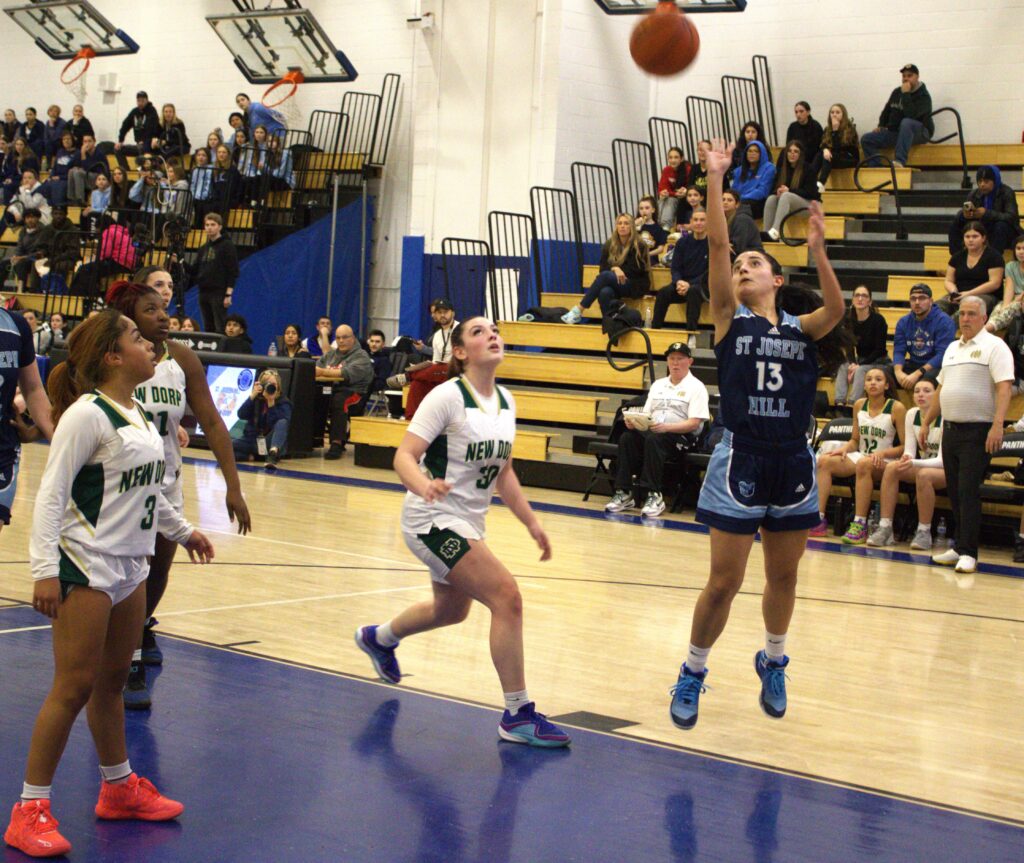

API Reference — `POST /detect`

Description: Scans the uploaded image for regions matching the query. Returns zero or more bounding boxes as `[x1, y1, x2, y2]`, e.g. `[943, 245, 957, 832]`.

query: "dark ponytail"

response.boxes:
[777, 281, 855, 377]
[48, 309, 128, 424]
[447, 320, 468, 379]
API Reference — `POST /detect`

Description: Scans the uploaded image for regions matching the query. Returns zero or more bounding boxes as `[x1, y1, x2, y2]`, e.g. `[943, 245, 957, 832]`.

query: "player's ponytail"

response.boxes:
[447, 320, 467, 379]
[48, 309, 128, 425]
[776, 281, 854, 377]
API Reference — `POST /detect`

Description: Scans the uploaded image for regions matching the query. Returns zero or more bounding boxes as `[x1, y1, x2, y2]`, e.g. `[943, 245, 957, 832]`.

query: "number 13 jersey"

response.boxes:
[715, 305, 818, 442]
[400, 377, 516, 539]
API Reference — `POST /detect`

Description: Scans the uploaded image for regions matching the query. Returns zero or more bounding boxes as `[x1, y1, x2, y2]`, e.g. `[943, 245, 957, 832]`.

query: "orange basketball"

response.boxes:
[629, 2, 700, 77]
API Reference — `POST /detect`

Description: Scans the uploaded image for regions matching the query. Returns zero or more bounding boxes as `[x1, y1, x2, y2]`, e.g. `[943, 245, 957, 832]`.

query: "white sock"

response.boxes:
[819, 512, 826, 520]
[99, 760, 132, 784]
[854, 516, 867, 525]
[132, 649, 142, 663]
[917, 522, 931, 532]
[21, 783, 50, 802]
[503, 689, 531, 713]
[765, 631, 787, 662]
[1018, 532, 1024, 542]
[878, 518, 892, 529]
[375, 622, 399, 648]
[685, 644, 711, 674]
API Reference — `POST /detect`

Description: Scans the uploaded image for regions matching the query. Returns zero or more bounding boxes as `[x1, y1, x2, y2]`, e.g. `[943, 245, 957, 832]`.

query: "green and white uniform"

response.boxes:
[134, 349, 187, 510]
[904, 406, 943, 468]
[401, 376, 516, 582]
[848, 398, 897, 464]
[29, 391, 193, 605]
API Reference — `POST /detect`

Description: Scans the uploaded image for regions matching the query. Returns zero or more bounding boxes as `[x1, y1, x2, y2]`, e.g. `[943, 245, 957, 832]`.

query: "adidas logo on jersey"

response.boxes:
[795, 483, 806, 493]
[767, 327, 780, 335]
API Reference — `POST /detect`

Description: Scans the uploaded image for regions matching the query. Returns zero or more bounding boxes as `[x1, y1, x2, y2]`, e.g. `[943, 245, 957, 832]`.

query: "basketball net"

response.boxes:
[60, 47, 95, 103]
[262, 68, 304, 129]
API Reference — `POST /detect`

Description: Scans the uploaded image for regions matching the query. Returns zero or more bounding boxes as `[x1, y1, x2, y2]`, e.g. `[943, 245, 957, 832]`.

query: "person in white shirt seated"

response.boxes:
[605, 341, 711, 518]
[385, 298, 459, 421]
[866, 376, 945, 548]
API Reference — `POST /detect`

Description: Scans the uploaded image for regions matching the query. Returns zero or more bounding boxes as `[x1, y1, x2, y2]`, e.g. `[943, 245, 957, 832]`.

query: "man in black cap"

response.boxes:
[386, 297, 458, 420]
[605, 341, 710, 518]
[892, 282, 956, 392]
[114, 91, 160, 168]
[948, 166, 1021, 255]
[861, 64, 934, 168]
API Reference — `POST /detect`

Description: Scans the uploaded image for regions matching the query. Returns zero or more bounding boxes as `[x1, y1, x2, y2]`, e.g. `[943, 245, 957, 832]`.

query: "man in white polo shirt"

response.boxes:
[605, 341, 710, 518]
[920, 296, 1013, 573]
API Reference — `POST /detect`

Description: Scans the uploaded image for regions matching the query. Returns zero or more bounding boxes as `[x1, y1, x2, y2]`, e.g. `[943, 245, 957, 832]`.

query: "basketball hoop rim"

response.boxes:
[262, 70, 304, 109]
[60, 47, 96, 85]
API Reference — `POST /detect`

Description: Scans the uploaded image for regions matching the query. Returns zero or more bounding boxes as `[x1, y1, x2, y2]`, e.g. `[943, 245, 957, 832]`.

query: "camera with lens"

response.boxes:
[263, 382, 277, 396]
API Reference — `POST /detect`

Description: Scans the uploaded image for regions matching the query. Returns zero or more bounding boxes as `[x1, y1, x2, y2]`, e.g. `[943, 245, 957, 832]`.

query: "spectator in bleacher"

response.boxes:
[192, 212, 239, 333]
[67, 104, 94, 147]
[38, 130, 77, 207]
[235, 93, 287, 139]
[19, 108, 43, 159]
[114, 91, 161, 165]
[303, 316, 333, 358]
[66, 134, 107, 205]
[48, 312, 65, 344]
[730, 121, 767, 171]
[728, 140, 775, 220]
[68, 213, 137, 296]
[278, 323, 310, 358]
[5, 171, 51, 226]
[604, 341, 710, 518]
[38, 207, 81, 293]
[212, 144, 241, 206]
[1, 109, 18, 144]
[160, 161, 191, 217]
[266, 135, 295, 191]
[861, 63, 934, 169]
[2, 208, 52, 290]
[206, 131, 224, 162]
[653, 207, 708, 336]
[813, 103, 860, 193]
[811, 366, 905, 542]
[987, 235, 1024, 333]
[690, 139, 713, 203]
[366, 328, 391, 388]
[41, 105, 66, 171]
[234, 369, 292, 471]
[231, 129, 249, 165]
[657, 146, 691, 229]
[168, 315, 181, 332]
[763, 140, 820, 242]
[921, 295, 1013, 573]
[19, 309, 47, 353]
[239, 125, 270, 202]
[222, 313, 253, 353]
[722, 189, 763, 257]
[225, 113, 246, 150]
[108, 165, 132, 210]
[154, 104, 190, 159]
[948, 166, 1020, 256]
[833, 285, 890, 405]
[785, 101, 824, 164]
[939, 222, 1005, 316]
[636, 196, 668, 265]
[387, 299, 459, 419]
[892, 283, 955, 393]
[866, 376, 945, 548]
[562, 214, 649, 324]
[180, 316, 199, 332]
[2, 138, 39, 204]
[674, 186, 704, 234]
[315, 324, 373, 459]
[128, 160, 162, 213]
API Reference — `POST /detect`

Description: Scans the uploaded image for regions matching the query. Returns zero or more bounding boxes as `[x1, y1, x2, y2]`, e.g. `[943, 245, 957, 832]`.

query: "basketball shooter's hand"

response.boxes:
[805, 201, 827, 251]
[184, 530, 215, 564]
[225, 488, 252, 535]
[32, 578, 62, 619]
[528, 521, 552, 562]
[705, 140, 735, 176]
[422, 478, 453, 503]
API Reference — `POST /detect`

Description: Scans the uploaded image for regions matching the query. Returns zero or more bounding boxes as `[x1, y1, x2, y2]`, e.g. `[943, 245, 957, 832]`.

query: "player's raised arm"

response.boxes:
[798, 201, 846, 341]
[703, 140, 738, 341]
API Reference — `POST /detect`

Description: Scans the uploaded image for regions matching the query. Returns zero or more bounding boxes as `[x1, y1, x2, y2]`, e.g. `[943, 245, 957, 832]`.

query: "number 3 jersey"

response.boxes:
[30, 392, 193, 582]
[715, 305, 818, 442]
[400, 377, 516, 539]
[134, 350, 187, 497]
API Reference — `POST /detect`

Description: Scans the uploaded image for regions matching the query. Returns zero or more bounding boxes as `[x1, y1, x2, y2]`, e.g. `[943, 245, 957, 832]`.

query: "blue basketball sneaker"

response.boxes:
[754, 650, 789, 718]
[123, 660, 151, 710]
[498, 703, 571, 748]
[669, 665, 708, 730]
[354, 625, 401, 684]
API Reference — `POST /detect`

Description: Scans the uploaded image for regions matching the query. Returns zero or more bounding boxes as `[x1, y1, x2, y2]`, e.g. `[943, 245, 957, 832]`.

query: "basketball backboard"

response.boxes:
[594, 0, 747, 12]
[206, 8, 358, 86]
[3, 0, 138, 59]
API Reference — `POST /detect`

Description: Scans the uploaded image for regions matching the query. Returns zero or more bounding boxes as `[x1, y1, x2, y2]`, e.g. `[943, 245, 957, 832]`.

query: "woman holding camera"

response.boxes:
[233, 369, 292, 471]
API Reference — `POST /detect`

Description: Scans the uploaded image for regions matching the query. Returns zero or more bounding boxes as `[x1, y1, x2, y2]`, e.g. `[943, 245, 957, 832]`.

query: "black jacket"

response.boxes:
[193, 235, 239, 294]
[968, 183, 1020, 226]
[598, 242, 649, 298]
[785, 118, 824, 161]
[728, 212, 763, 257]
[773, 155, 821, 201]
[68, 117, 94, 146]
[878, 84, 934, 136]
[118, 103, 161, 145]
[849, 311, 889, 365]
[158, 121, 190, 157]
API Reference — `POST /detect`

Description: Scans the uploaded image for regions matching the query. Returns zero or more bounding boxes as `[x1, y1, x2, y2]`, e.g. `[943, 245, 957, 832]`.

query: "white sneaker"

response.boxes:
[641, 492, 665, 518]
[561, 306, 583, 324]
[687, 335, 697, 350]
[909, 527, 933, 550]
[605, 490, 634, 513]
[816, 181, 826, 194]
[954, 555, 977, 574]
[931, 548, 959, 566]
[866, 524, 894, 547]
[767, 228, 780, 242]
[891, 160, 905, 169]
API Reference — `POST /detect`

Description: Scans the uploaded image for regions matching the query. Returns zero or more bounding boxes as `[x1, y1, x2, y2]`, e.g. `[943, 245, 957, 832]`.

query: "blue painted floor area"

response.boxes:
[2, 606, 1022, 863]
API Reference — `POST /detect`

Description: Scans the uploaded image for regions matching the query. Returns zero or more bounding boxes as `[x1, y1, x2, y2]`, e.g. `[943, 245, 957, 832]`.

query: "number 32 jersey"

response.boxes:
[400, 377, 516, 539]
[715, 305, 818, 442]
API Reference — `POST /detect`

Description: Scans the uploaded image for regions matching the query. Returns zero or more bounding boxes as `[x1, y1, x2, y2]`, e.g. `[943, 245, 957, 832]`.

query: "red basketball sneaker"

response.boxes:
[4, 800, 72, 858]
[94, 774, 184, 821]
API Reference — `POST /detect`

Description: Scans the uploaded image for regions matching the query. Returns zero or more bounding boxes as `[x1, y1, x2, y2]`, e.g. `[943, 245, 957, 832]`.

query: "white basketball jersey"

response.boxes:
[856, 398, 897, 455]
[134, 350, 187, 492]
[907, 407, 943, 460]
[400, 377, 516, 538]
[30, 392, 192, 583]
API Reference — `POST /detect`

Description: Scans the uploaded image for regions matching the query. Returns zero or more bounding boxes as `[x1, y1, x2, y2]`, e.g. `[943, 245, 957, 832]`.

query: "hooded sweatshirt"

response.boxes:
[878, 82, 934, 136]
[968, 166, 1020, 226]
[729, 140, 776, 204]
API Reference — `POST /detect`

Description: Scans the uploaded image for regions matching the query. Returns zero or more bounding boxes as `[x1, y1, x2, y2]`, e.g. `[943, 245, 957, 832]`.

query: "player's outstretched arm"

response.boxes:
[496, 460, 550, 561]
[704, 140, 738, 341]
[799, 202, 846, 341]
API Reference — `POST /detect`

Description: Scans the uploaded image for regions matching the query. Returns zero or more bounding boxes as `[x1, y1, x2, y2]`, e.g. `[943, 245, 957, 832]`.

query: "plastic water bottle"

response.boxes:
[936, 517, 948, 548]
[268, 341, 278, 357]
[643, 301, 653, 329]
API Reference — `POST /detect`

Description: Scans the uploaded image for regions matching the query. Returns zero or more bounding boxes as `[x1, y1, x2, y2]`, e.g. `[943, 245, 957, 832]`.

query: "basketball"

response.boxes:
[629, 2, 700, 77]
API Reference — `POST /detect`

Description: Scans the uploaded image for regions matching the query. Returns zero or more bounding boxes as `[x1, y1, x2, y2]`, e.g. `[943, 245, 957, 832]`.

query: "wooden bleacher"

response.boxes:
[540, 291, 709, 327]
[1, 292, 85, 317]
[350, 416, 552, 463]
[500, 320, 693, 353]
[887, 274, 945, 302]
[820, 191, 881, 214]
[499, 351, 646, 390]
[924, 245, 1014, 274]
[825, 167, 914, 191]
